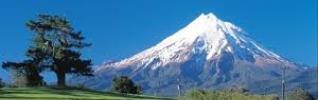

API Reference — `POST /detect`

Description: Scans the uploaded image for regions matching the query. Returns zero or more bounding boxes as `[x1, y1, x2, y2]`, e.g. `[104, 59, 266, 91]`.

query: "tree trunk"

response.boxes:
[55, 60, 66, 88]
[56, 72, 66, 87]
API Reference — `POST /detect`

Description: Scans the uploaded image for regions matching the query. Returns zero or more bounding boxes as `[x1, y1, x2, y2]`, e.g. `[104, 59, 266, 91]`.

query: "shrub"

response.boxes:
[180, 89, 278, 100]
[111, 76, 142, 94]
[286, 88, 315, 100]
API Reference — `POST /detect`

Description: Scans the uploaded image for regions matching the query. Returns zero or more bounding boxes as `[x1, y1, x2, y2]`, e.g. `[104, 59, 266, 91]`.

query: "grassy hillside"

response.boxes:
[0, 87, 174, 100]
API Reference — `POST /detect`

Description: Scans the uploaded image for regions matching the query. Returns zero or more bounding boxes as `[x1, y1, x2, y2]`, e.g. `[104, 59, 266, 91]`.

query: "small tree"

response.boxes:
[228, 87, 249, 93]
[9, 67, 28, 87]
[2, 60, 44, 87]
[111, 76, 142, 94]
[286, 88, 315, 100]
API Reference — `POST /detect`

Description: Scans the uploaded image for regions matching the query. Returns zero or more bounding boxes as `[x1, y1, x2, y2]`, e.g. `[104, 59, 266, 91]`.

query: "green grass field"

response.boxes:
[0, 87, 174, 100]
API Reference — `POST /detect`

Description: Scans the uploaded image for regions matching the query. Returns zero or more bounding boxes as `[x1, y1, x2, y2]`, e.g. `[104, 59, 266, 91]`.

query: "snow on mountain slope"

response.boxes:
[96, 13, 292, 72]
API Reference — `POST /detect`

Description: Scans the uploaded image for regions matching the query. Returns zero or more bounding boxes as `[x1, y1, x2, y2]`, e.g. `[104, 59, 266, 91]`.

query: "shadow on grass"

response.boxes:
[1, 88, 83, 97]
[0, 96, 123, 100]
[104, 92, 175, 100]
[0, 91, 44, 95]
[0, 87, 175, 100]
[49, 87, 175, 100]
[37, 88, 86, 97]
[47, 86, 158, 99]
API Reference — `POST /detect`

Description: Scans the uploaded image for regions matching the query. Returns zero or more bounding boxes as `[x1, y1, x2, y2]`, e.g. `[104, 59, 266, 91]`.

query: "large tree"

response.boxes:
[25, 14, 93, 87]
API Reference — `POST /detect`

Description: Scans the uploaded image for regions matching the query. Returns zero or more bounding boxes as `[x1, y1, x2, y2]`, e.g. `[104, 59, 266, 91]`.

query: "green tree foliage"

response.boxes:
[2, 60, 44, 87]
[180, 89, 278, 100]
[111, 76, 142, 94]
[286, 88, 315, 100]
[7, 67, 28, 87]
[2, 38, 48, 87]
[25, 14, 93, 87]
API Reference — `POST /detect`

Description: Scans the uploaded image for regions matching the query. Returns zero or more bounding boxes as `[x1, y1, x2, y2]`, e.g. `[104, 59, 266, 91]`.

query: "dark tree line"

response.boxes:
[2, 14, 93, 87]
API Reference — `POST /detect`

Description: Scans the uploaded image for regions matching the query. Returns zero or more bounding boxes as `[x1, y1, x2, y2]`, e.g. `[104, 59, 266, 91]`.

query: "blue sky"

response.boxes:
[0, 0, 317, 82]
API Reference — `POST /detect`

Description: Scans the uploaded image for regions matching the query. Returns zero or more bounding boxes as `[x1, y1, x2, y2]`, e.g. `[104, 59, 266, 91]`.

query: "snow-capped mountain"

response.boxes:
[71, 13, 315, 96]
[96, 13, 296, 72]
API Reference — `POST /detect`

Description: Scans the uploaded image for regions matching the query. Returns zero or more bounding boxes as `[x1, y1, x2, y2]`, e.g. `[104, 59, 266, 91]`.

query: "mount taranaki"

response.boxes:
[70, 13, 317, 96]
